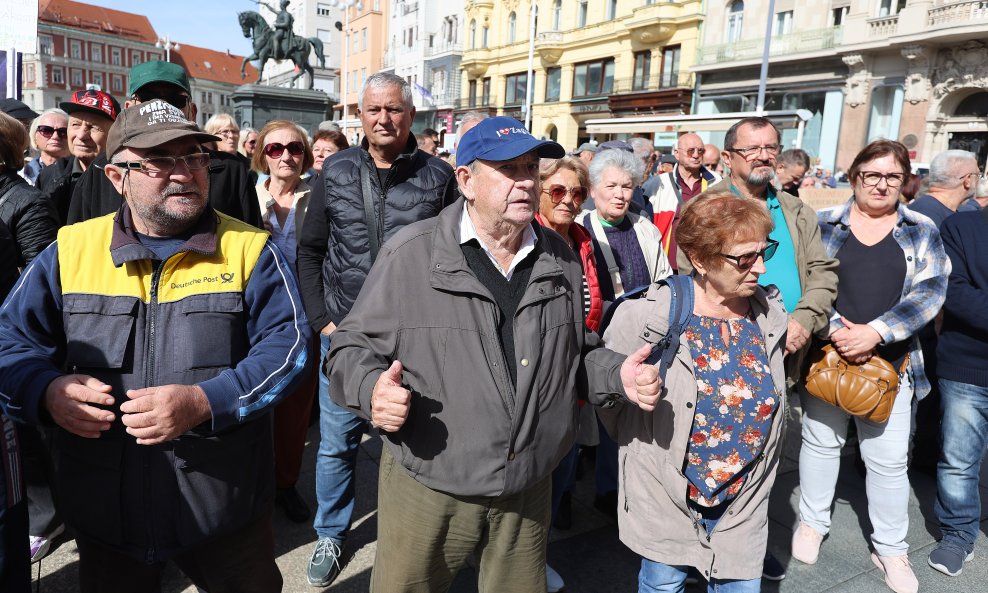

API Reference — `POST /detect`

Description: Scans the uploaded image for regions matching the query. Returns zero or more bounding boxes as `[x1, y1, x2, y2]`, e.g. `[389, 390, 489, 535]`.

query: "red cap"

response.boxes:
[60, 89, 121, 122]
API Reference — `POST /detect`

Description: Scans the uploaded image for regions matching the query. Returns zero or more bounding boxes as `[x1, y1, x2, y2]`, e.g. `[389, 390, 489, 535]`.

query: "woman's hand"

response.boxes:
[830, 317, 883, 363]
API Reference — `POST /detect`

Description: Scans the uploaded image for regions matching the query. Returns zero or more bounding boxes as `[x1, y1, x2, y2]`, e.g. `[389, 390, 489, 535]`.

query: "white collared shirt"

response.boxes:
[458, 202, 538, 281]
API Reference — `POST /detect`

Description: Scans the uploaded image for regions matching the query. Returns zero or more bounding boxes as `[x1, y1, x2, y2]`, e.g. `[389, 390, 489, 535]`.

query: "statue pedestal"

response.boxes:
[232, 84, 330, 133]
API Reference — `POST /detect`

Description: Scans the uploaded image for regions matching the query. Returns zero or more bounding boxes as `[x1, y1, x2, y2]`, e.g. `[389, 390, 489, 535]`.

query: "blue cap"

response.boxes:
[598, 140, 633, 152]
[456, 116, 564, 166]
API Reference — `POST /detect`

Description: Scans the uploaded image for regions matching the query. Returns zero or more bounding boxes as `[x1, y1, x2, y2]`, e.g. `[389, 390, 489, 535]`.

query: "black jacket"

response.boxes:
[66, 151, 263, 228]
[0, 171, 59, 265]
[36, 156, 85, 226]
[297, 135, 456, 330]
[0, 218, 18, 301]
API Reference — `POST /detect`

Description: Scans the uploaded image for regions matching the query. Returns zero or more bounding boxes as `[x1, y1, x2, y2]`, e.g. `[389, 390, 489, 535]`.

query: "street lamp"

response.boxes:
[333, 0, 363, 141]
[156, 35, 180, 62]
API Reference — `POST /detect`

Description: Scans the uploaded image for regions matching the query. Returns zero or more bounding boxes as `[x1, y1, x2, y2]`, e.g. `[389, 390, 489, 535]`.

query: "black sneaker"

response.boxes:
[276, 486, 311, 523]
[928, 541, 974, 577]
[307, 538, 343, 587]
[762, 552, 786, 581]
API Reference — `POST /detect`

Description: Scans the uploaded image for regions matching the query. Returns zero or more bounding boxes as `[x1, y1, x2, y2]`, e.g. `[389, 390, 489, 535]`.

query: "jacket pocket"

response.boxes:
[171, 418, 272, 545]
[63, 296, 138, 370]
[174, 293, 246, 369]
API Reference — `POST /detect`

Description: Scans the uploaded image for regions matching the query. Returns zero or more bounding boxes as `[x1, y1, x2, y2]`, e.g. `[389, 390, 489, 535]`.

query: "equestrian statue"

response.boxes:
[239, 1, 326, 89]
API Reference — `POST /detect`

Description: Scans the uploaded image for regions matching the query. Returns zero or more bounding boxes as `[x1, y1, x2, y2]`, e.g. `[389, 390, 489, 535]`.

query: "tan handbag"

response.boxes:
[803, 344, 909, 424]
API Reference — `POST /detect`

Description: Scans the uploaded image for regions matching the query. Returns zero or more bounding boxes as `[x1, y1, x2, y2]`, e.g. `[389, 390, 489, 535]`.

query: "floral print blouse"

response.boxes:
[684, 314, 778, 507]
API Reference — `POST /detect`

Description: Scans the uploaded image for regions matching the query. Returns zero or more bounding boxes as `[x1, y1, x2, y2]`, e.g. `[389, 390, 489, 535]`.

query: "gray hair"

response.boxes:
[29, 108, 68, 151]
[929, 149, 978, 188]
[203, 113, 238, 136]
[589, 148, 646, 188]
[317, 120, 341, 132]
[358, 72, 413, 111]
[629, 137, 654, 162]
[778, 148, 810, 170]
[458, 111, 489, 135]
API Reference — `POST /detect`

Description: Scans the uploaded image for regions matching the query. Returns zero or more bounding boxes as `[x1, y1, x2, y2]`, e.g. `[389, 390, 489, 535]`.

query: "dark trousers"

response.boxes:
[273, 335, 319, 489]
[76, 512, 282, 593]
[1, 418, 30, 593]
[20, 424, 59, 536]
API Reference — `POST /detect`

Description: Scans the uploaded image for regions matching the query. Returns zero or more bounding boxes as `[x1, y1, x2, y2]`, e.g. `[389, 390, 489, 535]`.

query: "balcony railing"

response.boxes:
[610, 72, 695, 95]
[401, 1, 419, 15]
[698, 27, 842, 65]
[868, 15, 899, 37]
[425, 41, 463, 57]
[928, 0, 988, 26]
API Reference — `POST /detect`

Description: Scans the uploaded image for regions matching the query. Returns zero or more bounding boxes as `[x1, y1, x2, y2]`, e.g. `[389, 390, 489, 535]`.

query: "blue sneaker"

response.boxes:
[762, 552, 786, 581]
[307, 538, 343, 587]
[928, 541, 973, 577]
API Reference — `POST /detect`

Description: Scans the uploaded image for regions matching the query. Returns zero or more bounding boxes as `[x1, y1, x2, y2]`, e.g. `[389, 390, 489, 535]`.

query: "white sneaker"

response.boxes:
[871, 553, 918, 593]
[546, 563, 564, 592]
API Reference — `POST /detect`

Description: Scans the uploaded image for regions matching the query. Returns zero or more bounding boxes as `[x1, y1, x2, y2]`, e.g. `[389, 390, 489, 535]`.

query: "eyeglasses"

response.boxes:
[858, 171, 905, 188]
[135, 94, 189, 109]
[679, 147, 704, 156]
[110, 153, 211, 175]
[543, 184, 586, 204]
[958, 171, 980, 182]
[726, 144, 781, 160]
[719, 239, 779, 270]
[263, 141, 305, 159]
[216, 129, 239, 137]
[246, 139, 257, 147]
[37, 125, 68, 139]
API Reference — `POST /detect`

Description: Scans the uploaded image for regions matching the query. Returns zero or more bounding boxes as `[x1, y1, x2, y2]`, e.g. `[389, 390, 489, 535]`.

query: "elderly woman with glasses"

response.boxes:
[204, 113, 241, 156]
[250, 119, 320, 524]
[239, 127, 259, 158]
[793, 140, 948, 593]
[601, 190, 789, 593]
[24, 108, 70, 185]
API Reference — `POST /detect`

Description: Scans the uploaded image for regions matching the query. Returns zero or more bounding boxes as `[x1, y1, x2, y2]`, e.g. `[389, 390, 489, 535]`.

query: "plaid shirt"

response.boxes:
[817, 198, 950, 399]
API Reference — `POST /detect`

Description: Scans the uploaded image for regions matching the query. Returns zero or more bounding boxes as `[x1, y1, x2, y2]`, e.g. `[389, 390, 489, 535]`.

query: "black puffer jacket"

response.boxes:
[36, 156, 84, 226]
[0, 171, 59, 265]
[297, 135, 456, 330]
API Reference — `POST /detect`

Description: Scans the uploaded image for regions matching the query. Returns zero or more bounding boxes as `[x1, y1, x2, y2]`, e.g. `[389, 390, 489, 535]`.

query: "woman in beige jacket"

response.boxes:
[601, 191, 789, 592]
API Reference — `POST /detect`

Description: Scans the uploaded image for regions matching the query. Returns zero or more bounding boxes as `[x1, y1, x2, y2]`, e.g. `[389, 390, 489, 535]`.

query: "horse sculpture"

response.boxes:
[238, 10, 326, 89]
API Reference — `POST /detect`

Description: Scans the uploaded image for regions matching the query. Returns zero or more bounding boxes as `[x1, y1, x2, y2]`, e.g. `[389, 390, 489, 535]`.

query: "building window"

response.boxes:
[578, 0, 588, 27]
[726, 1, 744, 43]
[607, 0, 618, 20]
[505, 72, 527, 105]
[633, 51, 651, 91]
[482, 25, 489, 48]
[469, 79, 477, 107]
[573, 58, 615, 98]
[112, 75, 122, 92]
[831, 6, 850, 26]
[362, 28, 367, 51]
[878, 0, 907, 17]
[867, 85, 904, 142]
[71, 69, 83, 87]
[91, 44, 103, 63]
[132, 51, 142, 65]
[110, 47, 122, 66]
[25, 64, 35, 83]
[70, 40, 82, 59]
[52, 67, 64, 85]
[317, 2, 332, 16]
[39, 35, 53, 56]
[774, 11, 793, 36]
[374, 0, 380, 10]
[317, 28, 332, 43]
[482, 77, 491, 105]
[545, 67, 561, 101]
[92, 72, 103, 88]
[470, 19, 476, 49]
[508, 12, 517, 43]
[552, 0, 561, 31]
[661, 45, 681, 87]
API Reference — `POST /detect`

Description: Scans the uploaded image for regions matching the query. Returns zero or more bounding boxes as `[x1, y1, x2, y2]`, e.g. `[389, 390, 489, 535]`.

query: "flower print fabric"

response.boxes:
[684, 314, 778, 507]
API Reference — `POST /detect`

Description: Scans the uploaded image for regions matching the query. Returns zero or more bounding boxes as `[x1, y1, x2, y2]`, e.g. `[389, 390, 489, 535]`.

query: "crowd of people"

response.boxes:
[0, 60, 984, 593]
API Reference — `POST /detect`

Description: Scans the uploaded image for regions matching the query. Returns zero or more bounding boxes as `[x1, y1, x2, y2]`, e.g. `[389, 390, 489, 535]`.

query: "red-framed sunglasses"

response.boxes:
[263, 141, 305, 158]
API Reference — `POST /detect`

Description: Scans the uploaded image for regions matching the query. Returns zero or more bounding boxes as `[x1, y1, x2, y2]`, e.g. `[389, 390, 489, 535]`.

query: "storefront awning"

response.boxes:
[585, 110, 814, 146]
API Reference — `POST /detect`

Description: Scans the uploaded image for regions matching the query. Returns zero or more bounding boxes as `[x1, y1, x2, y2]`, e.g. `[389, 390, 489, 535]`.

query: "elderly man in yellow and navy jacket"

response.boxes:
[0, 99, 310, 593]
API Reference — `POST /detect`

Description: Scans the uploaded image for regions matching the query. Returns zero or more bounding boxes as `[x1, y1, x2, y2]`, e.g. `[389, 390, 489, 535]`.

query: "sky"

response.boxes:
[79, 0, 257, 57]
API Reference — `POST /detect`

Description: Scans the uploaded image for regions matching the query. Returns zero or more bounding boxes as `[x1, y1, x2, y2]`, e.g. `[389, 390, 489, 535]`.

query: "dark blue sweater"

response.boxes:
[937, 210, 988, 387]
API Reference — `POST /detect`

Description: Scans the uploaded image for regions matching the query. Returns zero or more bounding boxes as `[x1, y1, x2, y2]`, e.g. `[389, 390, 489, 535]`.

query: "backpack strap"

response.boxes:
[649, 274, 694, 380]
[359, 158, 381, 263]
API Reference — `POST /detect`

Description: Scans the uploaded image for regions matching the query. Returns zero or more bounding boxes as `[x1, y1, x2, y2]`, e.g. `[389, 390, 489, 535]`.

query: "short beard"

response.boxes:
[746, 167, 774, 186]
[132, 182, 207, 235]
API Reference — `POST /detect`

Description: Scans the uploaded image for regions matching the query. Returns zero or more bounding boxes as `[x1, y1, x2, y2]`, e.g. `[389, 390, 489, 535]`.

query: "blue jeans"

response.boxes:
[550, 444, 579, 524]
[313, 334, 367, 545]
[934, 378, 988, 551]
[638, 558, 761, 593]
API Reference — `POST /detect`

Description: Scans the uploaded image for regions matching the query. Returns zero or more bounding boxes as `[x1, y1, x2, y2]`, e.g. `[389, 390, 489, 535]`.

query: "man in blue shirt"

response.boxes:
[909, 150, 980, 228]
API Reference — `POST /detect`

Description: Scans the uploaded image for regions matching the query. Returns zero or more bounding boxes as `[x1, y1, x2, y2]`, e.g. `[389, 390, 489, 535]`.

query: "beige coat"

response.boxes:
[600, 281, 789, 581]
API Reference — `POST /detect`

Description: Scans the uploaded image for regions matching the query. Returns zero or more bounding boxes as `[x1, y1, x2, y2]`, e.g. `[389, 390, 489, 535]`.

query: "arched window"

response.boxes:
[552, 0, 562, 31]
[955, 91, 988, 117]
[726, 1, 744, 43]
[508, 12, 517, 43]
[469, 19, 476, 49]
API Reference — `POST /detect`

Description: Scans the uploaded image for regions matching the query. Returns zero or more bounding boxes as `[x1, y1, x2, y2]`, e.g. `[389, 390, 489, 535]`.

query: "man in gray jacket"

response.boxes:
[327, 116, 661, 592]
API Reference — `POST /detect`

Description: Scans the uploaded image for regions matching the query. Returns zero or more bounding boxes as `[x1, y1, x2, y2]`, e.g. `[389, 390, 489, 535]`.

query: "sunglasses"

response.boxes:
[37, 125, 68, 139]
[543, 184, 586, 203]
[263, 141, 304, 158]
[719, 239, 779, 270]
[246, 139, 257, 147]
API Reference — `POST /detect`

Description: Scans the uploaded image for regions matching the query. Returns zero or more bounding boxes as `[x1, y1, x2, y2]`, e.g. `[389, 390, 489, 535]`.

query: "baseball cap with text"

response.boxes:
[456, 116, 564, 166]
[59, 89, 121, 122]
[106, 99, 219, 158]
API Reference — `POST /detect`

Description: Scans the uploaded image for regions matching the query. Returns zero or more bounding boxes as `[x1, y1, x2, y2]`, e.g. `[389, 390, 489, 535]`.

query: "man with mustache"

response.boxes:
[677, 117, 838, 582]
[0, 101, 311, 592]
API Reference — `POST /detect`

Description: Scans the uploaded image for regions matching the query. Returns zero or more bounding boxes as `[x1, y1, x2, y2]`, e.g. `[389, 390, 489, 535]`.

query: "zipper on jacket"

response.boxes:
[487, 302, 514, 417]
[142, 258, 166, 564]
[622, 454, 629, 512]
